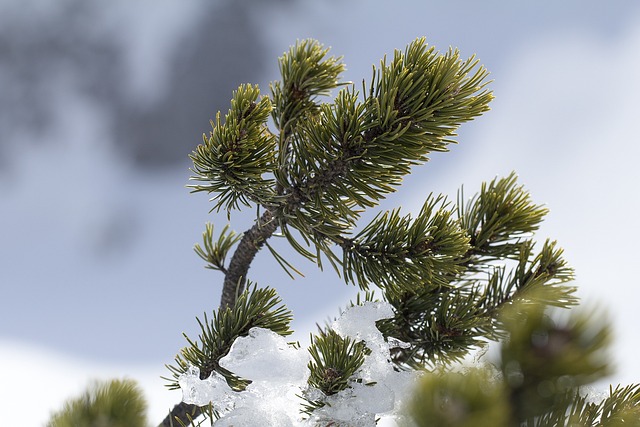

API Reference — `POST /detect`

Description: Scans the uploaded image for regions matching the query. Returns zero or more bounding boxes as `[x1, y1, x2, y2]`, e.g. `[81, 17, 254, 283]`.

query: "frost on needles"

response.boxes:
[48, 38, 640, 427]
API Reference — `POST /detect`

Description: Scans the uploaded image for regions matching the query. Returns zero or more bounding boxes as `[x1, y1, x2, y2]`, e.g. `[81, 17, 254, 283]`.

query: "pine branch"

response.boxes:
[404, 294, 639, 426]
[219, 209, 277, 309]
[341, 194, 470, 291]
[158, 219, 280, 427]
[40, 35, 634, 427]
[274, 38, 492, 265]
[375, 175, 578, 369]
[271, 39, 346, 139]
[189, 84, 276, 212]
[160, 286, 293, 426]
[166, 286, 293, 389]
[457, 172, 549, 266]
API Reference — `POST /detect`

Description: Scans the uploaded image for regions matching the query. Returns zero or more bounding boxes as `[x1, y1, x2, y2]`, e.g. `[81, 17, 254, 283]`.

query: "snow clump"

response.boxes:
[178, 301, 422, 426]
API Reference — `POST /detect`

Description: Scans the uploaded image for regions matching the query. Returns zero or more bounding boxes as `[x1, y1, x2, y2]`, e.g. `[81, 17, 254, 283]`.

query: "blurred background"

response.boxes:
[2, 0, 640, 424]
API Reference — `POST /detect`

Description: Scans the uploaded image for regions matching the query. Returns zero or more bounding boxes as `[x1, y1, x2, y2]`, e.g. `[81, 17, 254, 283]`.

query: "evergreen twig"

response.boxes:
[219, 209, 277, 309]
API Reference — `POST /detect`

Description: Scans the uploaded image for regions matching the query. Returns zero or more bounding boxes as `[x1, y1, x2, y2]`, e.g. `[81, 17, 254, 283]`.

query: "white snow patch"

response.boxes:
[178, 302, 420, 426]
[180, 366, 237, 413]
[0, 339, 178, 426]
[179, 329, 310, 426]
[220, 327, 309, 384]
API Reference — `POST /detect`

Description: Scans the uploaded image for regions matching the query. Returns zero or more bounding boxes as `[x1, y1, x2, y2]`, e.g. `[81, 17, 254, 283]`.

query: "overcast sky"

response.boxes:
[1, 1, 640, 424]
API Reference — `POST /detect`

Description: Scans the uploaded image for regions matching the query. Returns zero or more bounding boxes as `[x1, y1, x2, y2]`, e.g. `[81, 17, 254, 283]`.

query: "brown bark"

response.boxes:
[219, 209, 277, 309]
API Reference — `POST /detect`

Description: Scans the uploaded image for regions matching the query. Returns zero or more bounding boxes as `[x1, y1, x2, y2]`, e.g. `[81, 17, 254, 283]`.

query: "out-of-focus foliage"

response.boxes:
[406, 291, 640, 426]
[47, 379, 147, 427]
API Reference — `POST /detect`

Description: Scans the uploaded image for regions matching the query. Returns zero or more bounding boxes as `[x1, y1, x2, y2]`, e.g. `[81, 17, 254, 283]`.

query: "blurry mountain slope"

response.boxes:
[0, 0, 272, 362]
[0, 0, 267, 169]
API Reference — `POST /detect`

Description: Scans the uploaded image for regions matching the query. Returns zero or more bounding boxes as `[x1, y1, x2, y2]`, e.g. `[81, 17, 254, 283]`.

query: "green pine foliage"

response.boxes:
[173, 37, 639, 426]
[190, 84, 276, 211]
[193, 223, 242, 272]
[307, 328, 368, 396]
[342, 194, 470, 290]
[50, 37, 640, 426]
[166, 285, 293, 392]
[188, 37, 492, 269]
[47, 379, 147, 427]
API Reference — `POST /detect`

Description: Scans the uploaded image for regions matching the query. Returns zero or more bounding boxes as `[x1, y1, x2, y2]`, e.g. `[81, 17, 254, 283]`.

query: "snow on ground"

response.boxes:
[0, 339, 179, 425]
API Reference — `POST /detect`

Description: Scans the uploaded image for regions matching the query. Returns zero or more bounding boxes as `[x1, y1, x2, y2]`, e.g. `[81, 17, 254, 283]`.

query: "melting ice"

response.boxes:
[178, 301, 421, 426]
